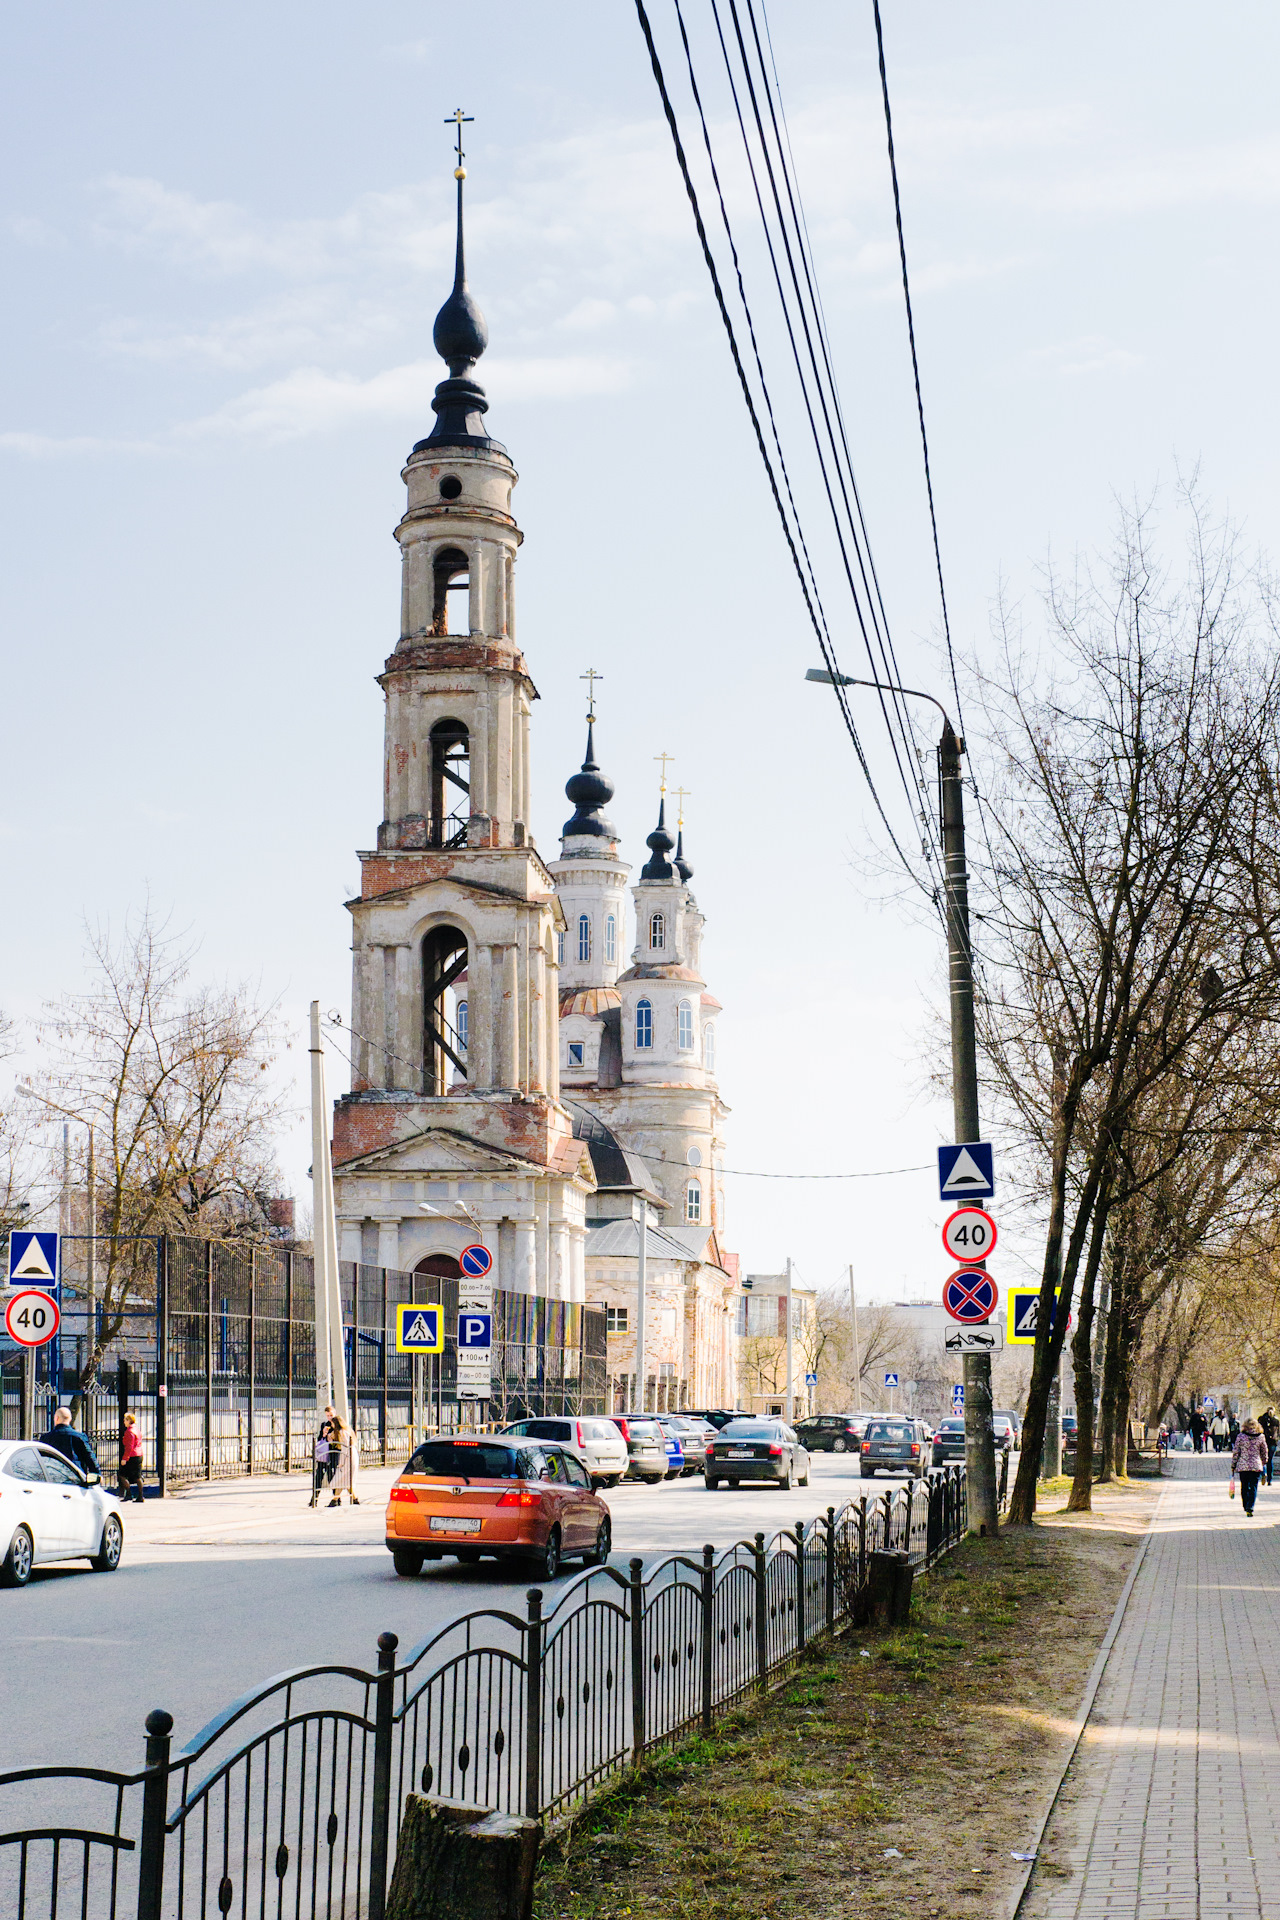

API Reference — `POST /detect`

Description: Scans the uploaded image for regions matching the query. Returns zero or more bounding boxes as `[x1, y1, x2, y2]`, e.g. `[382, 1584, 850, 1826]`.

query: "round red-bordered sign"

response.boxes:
[5, 1288, 60, 1348]
[942, 1269, 998, 1324]
[459, 1243, 493, 1279]
[942, 1207, 997, 1264]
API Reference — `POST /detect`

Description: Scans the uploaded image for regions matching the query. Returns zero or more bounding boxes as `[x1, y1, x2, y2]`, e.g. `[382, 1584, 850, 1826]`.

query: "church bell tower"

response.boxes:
[331, 127, 589, 1299]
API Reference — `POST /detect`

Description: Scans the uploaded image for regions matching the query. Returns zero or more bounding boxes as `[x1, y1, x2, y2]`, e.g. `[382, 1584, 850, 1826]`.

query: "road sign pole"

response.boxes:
[21, 1347, 34, 1440]
[941, 719, 999, 1536]
[785, 1256, 794, 1423]
[848, 1265, 861, 1413]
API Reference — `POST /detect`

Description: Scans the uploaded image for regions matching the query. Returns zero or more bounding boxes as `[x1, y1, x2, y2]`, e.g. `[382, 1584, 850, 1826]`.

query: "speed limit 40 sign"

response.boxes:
[5, 1288, 60, 1348]
[942, 1207, 997, 1264]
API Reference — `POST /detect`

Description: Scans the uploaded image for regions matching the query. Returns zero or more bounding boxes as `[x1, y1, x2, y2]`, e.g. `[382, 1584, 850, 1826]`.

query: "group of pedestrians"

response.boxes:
[38, 1404, 145, 1502]
[310, 1405, 359, 1508]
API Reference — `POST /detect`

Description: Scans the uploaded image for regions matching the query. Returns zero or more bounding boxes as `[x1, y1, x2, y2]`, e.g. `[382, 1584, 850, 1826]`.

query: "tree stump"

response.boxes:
[386, 1796, 541, 1920]
[866, 1548, 914, 1628]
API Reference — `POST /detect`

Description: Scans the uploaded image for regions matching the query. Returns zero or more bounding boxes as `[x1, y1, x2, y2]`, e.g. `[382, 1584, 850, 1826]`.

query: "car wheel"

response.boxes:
[90, 1513, 124, 1573]
[860, 1467, 874, 1479]
[832, 1436, 846, 1454]
[641, 1474, 663, 1485]
[532, 1527, 561, 1582]
[705, 1476, 719, 1491]
[800, 1468, 810, 1487]
[1, 1526, 34, 1588]
[605, 1475, 623, 1489]
[392, 1548, 425, 1577]
[589, 1516, 612, 1566]
[780, 1464, 795, 1490]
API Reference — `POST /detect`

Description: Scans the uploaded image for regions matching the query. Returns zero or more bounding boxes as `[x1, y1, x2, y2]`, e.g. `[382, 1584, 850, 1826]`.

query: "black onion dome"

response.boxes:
[674, 829, 693, 883]
[414, 166, 504, 456]
[641, 797, 676, 880]
[433, 284, 488, 376]
[562, 721, 618, 840]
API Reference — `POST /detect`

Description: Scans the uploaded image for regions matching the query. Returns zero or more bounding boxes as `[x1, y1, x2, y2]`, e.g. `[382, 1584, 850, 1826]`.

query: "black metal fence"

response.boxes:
[0, 1468, 976, 1920]
[2, 1235, 607, 1489]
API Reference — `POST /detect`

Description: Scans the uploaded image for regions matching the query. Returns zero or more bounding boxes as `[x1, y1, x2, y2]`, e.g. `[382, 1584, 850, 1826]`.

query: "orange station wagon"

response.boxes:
[386, 1436, 612, 1582]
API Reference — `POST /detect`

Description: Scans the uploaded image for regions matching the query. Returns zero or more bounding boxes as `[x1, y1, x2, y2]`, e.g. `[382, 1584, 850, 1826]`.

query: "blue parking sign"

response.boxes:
[457, 1311, 493, 1349]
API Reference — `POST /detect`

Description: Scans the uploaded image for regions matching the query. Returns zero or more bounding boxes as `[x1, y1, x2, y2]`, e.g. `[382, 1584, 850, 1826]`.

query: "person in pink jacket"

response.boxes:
[1231, 1419, 1269, 1515]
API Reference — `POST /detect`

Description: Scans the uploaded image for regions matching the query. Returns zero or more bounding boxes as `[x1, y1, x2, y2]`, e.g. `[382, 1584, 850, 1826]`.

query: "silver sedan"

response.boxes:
[0, 1440, 124, 1587]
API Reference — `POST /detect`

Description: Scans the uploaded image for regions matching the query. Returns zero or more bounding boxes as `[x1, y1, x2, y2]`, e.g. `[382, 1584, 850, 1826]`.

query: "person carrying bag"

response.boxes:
[1231, 1418, 1269, 1516]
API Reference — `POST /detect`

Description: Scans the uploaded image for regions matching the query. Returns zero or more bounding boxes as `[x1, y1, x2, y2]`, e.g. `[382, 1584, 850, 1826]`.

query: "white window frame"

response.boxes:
[685, 1179, 702, 1224]
[635, 999, 653, 1049]
[605, 914, 616, 964]
[457, 999, 468, 1050]
[649, 911, 665, 950]
[606, 1305, 629, 1333]
[578, 914, 592, 963]
[556, 930, 565, 967]
[677, 999, 694, 1051]
[567, 1041, 584, 1067]
[703, 1023, 716, 1070]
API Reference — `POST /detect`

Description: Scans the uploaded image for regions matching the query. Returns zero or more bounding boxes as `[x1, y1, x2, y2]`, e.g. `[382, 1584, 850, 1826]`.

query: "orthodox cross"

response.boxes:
[446, 108, 473, 168]
[580, 667, 603, 721]
[654, 751, 674, 795]
[673, 785, 691, 827]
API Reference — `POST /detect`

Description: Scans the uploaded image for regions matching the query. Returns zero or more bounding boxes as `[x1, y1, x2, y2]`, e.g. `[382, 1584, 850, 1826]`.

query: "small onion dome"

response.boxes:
[641, 796, 676, 880]
[562, 721, 618, 840]
[674, 829, 693, 882]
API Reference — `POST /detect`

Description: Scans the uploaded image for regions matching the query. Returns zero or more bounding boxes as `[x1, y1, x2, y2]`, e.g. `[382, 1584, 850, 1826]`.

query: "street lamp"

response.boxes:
[805, 666, 999, 1535]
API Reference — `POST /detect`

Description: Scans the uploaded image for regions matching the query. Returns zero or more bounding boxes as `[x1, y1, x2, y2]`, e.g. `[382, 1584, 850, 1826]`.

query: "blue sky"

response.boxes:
[4, 3, 1280, 1302]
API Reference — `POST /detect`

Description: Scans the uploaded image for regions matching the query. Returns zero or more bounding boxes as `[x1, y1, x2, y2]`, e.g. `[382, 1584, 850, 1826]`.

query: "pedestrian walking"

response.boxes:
[309, 1404, 340, 1508]
[118, 1413, 145, 1503]
[1190, 1409, 1208, 1453]
[39, 1406, 100, 1478]
[1261, 1406, 1279, 1486]
[1232, 1418, 1269, 1516]
[1210, 1410, 1230, 1452]
[326, 1414, 360, 1507]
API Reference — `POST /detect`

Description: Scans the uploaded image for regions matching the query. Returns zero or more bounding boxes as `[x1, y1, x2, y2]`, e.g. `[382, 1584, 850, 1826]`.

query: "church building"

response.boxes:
[330, 148, 738, 1410]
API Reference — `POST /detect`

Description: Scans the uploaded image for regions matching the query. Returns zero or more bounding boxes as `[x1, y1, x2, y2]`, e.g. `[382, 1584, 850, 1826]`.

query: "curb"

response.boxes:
[1005, 1477, 1163, 1919]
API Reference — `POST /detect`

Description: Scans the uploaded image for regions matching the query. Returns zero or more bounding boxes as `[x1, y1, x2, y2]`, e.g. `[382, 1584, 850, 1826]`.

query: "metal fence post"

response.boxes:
[135, 1707, 172, 1920]
[700, 1544, 714, 1730]
[155, 1238, 168, 1497]
[525, 1588, 544, 1819]
[753, 1532, 768, 1691]
[285, 1252, 294, 1473]
[204, 1240, 214, 1481]
[247, 1249, 256, 1477]
[368, 1630, 399, 1920]
[794, 1522, 805, 1653]
[858, 1498, 867, 1593]
[881, 1490, 892, 1551]
[999, 1447, 1010, 1508]
[628, 1558, 645, 1762]
[825, 1507, 836, 1633]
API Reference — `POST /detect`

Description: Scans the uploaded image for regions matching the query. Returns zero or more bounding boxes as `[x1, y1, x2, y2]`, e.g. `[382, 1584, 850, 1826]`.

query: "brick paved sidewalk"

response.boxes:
[1025, 1453, 1280, 1919]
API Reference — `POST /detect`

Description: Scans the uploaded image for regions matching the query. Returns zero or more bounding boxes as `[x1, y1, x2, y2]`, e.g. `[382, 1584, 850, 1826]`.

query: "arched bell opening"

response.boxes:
[422, 924, 468, 1095]
[431, 547, 470, 635]
[428, 718, 470, 848]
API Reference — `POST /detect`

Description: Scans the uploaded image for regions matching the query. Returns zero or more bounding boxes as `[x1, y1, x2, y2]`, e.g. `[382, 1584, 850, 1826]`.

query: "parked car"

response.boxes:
[860, 1418, 931, 1479]
[666, 1416, 715, 1473]
[795, 1413, 867, 1454]
[606, 1416, 670, 1484]
[1061, 1413, 1079, 1444]
[993, 1409, 1022, 1448]
[931, 1418, 967, 1467]
[705, 1419, 810, 1490]
[386, 1435, 610, 1580]
[653, 1417, 686, 1480]
[688, 1409, 753, 1431]
[0, 1440, 124, 1588]
[499, 1417, 628, 1487]
[991, 1414, 1015, 1455]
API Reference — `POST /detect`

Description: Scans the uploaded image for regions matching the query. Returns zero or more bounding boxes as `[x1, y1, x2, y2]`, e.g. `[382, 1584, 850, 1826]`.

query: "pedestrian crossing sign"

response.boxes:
[1008, 1287, 1064, 1345]
[396, 1303, 444, 1354]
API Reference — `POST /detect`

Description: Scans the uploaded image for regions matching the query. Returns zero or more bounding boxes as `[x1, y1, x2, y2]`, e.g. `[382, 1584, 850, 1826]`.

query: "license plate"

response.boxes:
[429, 1516, 482, 1534]
[727, 1450, 753, 1459]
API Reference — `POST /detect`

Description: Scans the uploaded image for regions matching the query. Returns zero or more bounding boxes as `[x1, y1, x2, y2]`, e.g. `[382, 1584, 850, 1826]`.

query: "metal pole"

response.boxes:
[785, 1256, 794, 1423]
[86, 1125, 96, 1391]
[848, 1264, 861, 1412]
[635, 1196, 648, 1415]
[309, 1001, 348, 1422]
[940, 720, 999, 1535]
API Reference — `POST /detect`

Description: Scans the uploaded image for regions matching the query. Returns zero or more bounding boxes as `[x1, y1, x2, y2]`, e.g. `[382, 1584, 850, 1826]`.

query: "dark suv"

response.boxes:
[860, 1418, 931, 1479]
[931, 1418, 966, 1466]
[795, 1413, 866, 1455]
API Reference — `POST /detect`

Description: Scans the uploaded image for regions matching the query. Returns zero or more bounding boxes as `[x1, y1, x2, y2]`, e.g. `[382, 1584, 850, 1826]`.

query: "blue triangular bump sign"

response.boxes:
[937, 1142, 994, 1201]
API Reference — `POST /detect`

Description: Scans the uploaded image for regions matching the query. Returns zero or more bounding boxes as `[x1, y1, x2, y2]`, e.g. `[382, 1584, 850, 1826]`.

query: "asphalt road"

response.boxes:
[3, 1453, 924, 1770]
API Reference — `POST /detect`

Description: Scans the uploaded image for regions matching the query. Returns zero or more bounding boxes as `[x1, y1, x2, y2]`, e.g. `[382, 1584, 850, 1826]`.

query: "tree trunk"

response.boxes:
[1067, 1193, 1113, 1513]
[386, 1797, 541, 1920]
[1095, 1257, 1125, 1483]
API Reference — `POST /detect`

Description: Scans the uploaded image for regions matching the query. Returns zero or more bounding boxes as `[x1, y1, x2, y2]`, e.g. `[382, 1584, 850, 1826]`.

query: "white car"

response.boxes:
[0, 1440, 124, 1587]
[498, 1417, 630, 1488]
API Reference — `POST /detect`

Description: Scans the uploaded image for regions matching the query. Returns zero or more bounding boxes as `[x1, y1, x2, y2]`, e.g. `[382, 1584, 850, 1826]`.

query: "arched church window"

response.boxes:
[685, 1180, 702, 1224]
[635, 999, 653, 1049]
[431, 546, 469, 635]
[578, 914, 592, 963]
[703, 1024, 716, 1071]
[605, 915, 616, 964]
[457, 1000, 468, 1051]
[677, 1000, 694, 1051]
[557, 931, 565, 968]
[428, 718, 469, 849]
[649, 912, 665, 951]
[422, 925, 468, 1096]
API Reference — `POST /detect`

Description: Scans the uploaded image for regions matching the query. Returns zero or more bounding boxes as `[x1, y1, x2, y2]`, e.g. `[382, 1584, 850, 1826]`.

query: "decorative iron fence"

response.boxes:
[0, 1467, 986, 1920]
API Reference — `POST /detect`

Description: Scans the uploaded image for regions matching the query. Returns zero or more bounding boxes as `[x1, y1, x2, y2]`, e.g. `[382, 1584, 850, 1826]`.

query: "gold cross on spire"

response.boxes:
[580, 667, 603, 721]
[673, 785, 691, 828]
[654, 751, 674, 795]
[446, 108, 473, 170]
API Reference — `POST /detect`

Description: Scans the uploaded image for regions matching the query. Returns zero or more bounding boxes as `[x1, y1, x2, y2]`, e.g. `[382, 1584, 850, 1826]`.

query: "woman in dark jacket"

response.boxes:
[1232, 1419, 1269, 1516]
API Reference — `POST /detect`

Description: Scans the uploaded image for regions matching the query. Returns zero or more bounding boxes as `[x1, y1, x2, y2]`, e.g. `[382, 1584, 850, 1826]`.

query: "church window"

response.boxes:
[578, 914, 592, 963]
[685, 1180, 702, 1224]
[607, 1306, 629, 1332]
[557, 931, 565, 967]
[635, 999, 653, 1049]
[605, 914, 616, 964]
[567, 1042, 584, 1067]
[457, 1000, 468, 1050]
[428, 718, 470, 848]
[677, 1000, 694, 1051]
[649, 912, 665, 950]
[439, 475, 462, 500]
[431, 546, 469, 635]
[703, 1023, 716, 1071]
[422, 924, 468, 1095]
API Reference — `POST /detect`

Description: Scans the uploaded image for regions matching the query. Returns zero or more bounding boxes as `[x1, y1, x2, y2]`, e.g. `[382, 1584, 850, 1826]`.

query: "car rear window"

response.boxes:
[867, 1423, 914, 1442]
[623, 1419, 664, 1438]
[719, 1422, 779, 1440]
[406, 1441, 529, 1479]
[508, 1419, 570, 1440]
[939, 1420, 965, 1432]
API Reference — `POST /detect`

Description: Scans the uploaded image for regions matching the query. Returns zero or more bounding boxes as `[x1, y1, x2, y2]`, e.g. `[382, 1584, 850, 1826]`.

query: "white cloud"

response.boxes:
[99, 292, 401, 371]
[1023, 336, 1143, 379]
[6, 214, 66, 251]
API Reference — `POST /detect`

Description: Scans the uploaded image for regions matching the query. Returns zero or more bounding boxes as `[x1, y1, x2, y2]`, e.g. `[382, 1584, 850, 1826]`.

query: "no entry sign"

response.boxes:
[5, 1288, 60, 1347]
[941, 1207, 997, 1264]
[943, 1269, 998, 1324]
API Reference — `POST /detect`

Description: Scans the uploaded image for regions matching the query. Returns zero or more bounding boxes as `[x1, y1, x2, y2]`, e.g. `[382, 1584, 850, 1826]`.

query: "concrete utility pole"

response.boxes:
[309, 1003, 349, 1423]
[849, 1265, 862, 1411]
[785, 1256, 794, 1422]
[634, 1195, 648, 1415]
[940, 722, 999, 1535]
